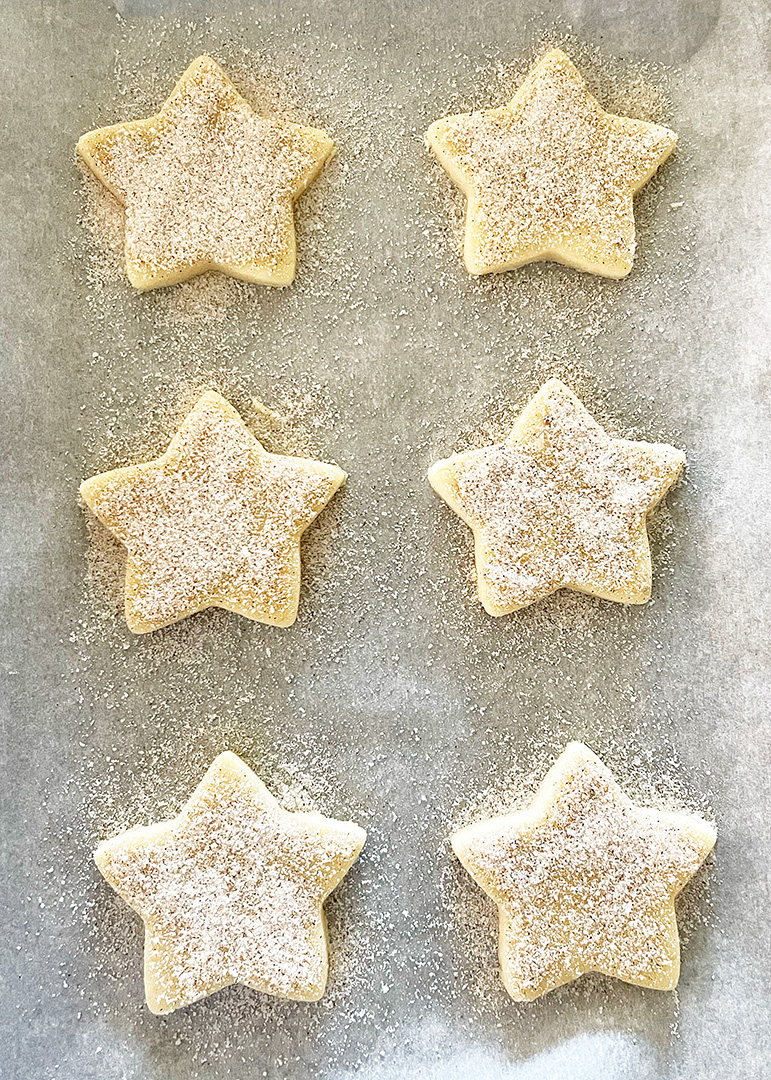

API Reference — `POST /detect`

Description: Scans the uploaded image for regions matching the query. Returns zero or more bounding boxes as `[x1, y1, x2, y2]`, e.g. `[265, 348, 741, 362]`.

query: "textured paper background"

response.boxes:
[1, 1, 769, 1078]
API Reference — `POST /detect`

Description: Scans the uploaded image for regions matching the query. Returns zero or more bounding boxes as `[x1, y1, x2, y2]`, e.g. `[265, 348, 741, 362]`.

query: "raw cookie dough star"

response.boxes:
[451, 742, 716, 1001]
[95, 751, 367, 1013]
[77, 54, 334, 289]
[426, 48, 677, 278]
[428, 378, 685, 615]
[80, 390, 346, 632]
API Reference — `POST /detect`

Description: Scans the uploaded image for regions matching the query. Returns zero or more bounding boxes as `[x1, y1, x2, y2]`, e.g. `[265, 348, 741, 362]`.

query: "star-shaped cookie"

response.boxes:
[77, 54, 334, 289]
[80, 390, 346, 632]
[451, 742, 715, 1000]
[95, 751, 366, 1013]
[426, 48, 677, 278]
[428, 379, 685, 614]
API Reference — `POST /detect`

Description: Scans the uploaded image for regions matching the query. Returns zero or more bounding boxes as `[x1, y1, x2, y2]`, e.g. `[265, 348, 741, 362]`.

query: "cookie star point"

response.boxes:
[426, 48, 677, 278]
[428, 379, 685, 615]
[78, 54, 334, 289]
[95, 750, 366, 1014]
[451, 741, 716, 1001]
[80, 390, 346, 632]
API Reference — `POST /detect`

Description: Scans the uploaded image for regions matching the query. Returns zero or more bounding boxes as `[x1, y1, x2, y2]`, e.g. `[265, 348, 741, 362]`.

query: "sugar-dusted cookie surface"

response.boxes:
[77, 54, 334, 289]
[95, 751, 366, 1013]
[426, 48, 676, 278]
[428, 379, 685, 615]
[452, 742, 715, 1001]
[80, 390, 346, 632]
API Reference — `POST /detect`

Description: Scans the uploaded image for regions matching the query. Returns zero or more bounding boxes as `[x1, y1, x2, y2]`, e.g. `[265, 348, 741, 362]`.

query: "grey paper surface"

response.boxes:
[2, 1, 770, 1078]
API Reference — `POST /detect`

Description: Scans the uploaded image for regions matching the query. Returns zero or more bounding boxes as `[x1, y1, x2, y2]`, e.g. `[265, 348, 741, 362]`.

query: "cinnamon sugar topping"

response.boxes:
[426, 48, 677, 278]
[77, 54, 334, 289]
[80, 390, 346, 632]
[428, 379, 685, 614]
[451, 742, 716, 1000]
[94, 752, 366, 1013]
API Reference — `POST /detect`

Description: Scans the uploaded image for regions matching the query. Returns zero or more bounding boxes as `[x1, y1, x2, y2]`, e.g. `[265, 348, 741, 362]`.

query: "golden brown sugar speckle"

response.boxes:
[77, 54, 334, 290]
[451, 742, 715, 1001]
[426, 48, 677, 278]
[428, 378, 685, 615]
[94, 752, 366, 1014]
[80, 390, 346, 632]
